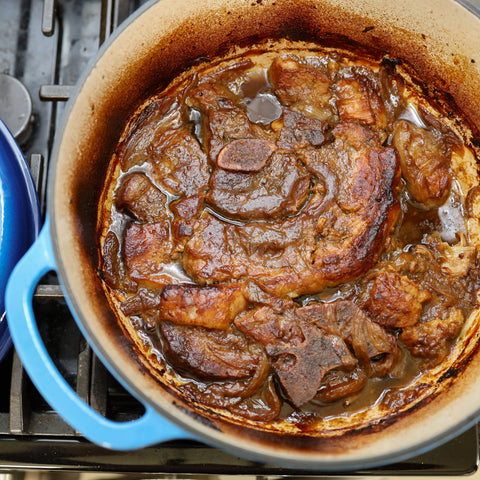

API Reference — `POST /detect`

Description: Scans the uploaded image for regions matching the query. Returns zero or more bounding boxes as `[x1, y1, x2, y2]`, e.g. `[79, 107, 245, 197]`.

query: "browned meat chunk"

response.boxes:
[160, 322, 269, 382]
[269, 56, 334, 121]
[124, 222, 173, 288]
[116, 172, 168, 223]
[304, 123, 401, 285]
[117, 91, 187, 170]
[206, 152, 310, 221]
[217, 138, 275, 172]
[182, 209, 322, 298]
[311, 148, 399, 283]
[157, 283, 247, 330]
[150, 129, 210, 197]
[392, 120, 452, 208]
[335, 78, 375, 124]
[400, 308, 464, 366]
[298, 301, 398, 376]
[120, 287, 162, 324]
[334, 72, 388, 141]
[188, 83, 268, 162]
[367, 271, 431, 328]
[355, 242, 475, 340]
[272, 108, 328, 151]
[170, 195, 204, 251]
[235, 306, 356, 407]
[304, 121, 394, 211]
[334, 77, 383, 125]
[316, 368, 368, 403]
[101, 231, 136, 292]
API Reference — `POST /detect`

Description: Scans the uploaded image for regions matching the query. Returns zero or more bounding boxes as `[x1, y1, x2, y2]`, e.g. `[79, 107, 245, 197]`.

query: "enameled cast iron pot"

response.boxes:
[5, 0, 480, 470]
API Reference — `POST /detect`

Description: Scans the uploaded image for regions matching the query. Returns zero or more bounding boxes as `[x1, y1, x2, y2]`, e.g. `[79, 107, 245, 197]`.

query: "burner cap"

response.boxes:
[0, 74, 33, 146]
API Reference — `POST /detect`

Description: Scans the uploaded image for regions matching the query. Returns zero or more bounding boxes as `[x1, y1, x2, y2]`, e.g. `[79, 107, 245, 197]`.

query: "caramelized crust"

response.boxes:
[158, 283, 247, 329]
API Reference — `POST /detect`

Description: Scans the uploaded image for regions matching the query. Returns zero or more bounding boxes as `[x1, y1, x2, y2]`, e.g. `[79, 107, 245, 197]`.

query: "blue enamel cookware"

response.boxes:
[0, 119, 40, 362]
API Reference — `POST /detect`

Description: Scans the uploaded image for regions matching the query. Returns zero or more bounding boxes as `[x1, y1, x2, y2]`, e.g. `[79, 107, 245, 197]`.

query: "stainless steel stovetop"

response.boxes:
[1, 0, 480, 479]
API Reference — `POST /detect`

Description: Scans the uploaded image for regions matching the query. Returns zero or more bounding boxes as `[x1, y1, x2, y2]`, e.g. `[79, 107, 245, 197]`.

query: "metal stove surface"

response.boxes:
[0, 0, 480, 479]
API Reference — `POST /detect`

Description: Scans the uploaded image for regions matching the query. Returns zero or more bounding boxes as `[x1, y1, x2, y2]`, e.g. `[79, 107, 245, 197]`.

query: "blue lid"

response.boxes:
[0, 118, 40, 362]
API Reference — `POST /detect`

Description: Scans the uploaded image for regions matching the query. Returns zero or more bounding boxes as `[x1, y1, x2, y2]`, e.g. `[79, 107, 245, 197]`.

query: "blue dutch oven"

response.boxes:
[5, 0, 480, 470]
[0, 119, 40, 363]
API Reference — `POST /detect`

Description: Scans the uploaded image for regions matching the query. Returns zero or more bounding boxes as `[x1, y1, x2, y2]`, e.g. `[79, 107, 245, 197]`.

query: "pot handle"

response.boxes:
[5, 217, 196, 450]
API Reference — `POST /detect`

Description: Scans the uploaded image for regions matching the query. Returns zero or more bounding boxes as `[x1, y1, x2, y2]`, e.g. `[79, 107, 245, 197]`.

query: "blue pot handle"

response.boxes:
[5, 217, 196, 450]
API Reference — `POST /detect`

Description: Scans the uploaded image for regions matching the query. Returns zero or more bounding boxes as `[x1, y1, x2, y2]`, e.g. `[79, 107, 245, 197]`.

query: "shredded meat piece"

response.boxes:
[157, 283, 247, 329]
[427, 234, 477, 278]
[235, 306, 356, 407]
[298, 301, 398, 376]
[392, 120, 452, 208]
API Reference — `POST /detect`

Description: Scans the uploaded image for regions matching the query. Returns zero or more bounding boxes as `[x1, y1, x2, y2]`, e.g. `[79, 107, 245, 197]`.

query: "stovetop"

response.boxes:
[1, 0, 480, 478]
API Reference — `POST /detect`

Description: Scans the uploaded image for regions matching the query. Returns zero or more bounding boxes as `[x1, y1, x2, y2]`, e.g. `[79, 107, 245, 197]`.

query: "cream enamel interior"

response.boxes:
[50, 0, 480, 469]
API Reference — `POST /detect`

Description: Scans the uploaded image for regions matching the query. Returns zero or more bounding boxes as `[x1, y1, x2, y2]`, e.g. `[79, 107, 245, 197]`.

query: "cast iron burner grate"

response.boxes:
[0, 0, 479, 477]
